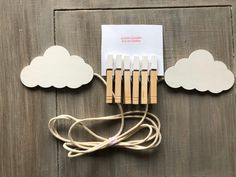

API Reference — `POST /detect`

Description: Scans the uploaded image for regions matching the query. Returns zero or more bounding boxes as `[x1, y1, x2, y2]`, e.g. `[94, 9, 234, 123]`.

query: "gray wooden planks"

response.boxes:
[53, 0, 232, 9]
[0, 1, 57, 177]
[0, 0, 235, 177]
[55, 7, 235, 177]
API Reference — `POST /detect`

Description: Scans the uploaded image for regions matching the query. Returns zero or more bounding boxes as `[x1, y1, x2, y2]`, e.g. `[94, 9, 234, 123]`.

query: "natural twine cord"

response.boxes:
[48, 73, 162, 157]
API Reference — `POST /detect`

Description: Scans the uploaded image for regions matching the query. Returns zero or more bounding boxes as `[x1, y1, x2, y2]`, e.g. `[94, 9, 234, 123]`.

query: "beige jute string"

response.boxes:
[48, 73, 161, 157]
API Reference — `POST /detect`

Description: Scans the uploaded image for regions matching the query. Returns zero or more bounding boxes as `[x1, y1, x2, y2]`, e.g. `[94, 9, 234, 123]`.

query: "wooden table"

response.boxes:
[0, 1, 235, 177]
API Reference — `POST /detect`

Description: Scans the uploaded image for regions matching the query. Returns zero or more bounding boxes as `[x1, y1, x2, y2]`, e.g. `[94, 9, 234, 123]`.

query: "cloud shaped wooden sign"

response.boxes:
[20, 46, 94, 89]
[164, 49, 235, 93]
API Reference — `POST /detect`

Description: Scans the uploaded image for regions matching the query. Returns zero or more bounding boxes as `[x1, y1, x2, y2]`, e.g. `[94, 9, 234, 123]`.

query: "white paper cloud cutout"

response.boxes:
[165, 49, 235, 93]
[20, 46, 94, 89]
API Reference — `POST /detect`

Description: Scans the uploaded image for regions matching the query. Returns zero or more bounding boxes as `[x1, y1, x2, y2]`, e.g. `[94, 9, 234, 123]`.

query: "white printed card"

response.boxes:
[101, 25, 164, 76]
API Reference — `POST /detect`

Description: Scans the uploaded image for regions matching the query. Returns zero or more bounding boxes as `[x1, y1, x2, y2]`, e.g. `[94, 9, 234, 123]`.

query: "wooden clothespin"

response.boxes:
[149, 56, 158, 104]
[132, 57, 140, 104]
[114, 55, 122, 103]
[106, 55, 113, 103]
[141, 56, 148, 104]
[123, 56, 131, 104]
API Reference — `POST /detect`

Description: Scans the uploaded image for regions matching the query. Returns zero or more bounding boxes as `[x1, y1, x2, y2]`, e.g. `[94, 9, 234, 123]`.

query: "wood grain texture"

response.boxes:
[150, 70, 157, 104]
[124, 70, 131, 104]
[115, 70, 122, 103]
[0, 1, 57, 177]
[55, 6, 235, 177]
[132, 71, 140, 104]
[106, 69, 113, 103]
[141, 71, 148, 104]
[0, 1, 236, 177]
[53, 0, 232, 9]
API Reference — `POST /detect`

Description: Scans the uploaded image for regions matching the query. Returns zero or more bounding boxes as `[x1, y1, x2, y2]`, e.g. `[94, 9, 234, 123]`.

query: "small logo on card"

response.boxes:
[120, 36, 142, 43]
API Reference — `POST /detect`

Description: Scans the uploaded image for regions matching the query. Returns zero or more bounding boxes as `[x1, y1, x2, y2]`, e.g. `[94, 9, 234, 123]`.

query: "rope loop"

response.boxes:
[48, 73, 161, 157]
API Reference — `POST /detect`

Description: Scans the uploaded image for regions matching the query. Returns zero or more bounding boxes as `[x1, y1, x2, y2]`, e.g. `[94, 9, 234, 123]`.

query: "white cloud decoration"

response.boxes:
[20, 46, 94, 89]
[164, 49, 235, 93]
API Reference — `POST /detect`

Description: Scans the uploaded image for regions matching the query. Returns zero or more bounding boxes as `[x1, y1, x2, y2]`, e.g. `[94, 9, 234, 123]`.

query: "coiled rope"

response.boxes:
[48, 73, 161, 157]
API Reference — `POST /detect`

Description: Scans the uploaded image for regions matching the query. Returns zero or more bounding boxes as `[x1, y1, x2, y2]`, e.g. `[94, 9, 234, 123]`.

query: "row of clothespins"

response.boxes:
[106, 55, 158, 104]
